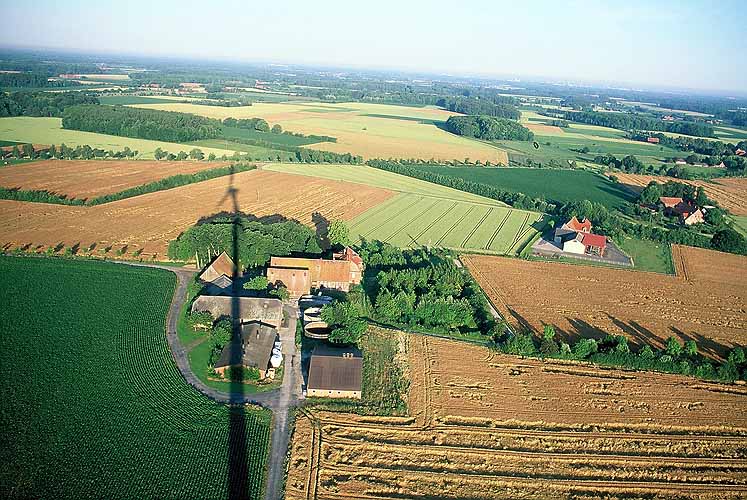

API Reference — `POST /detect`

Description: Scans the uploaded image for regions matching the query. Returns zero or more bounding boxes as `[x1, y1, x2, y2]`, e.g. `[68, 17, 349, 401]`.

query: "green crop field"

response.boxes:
[0, 117, 237, 159]
[732, 215, 747, 237]
[0, 257, 271, 499]
[187, 138, 289, 158]
[221, 125, 326, 146]
[407, 165, 634, 209]
[349, 194, 544, 254]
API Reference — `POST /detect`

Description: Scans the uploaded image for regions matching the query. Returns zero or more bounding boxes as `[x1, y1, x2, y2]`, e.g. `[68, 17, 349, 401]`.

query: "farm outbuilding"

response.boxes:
[198, 251, 237, 284]
[266, 247, 364, 297]
[213, 322, 279, 379]
[190, 296, 283, 328]
[307, 344, 363, 399]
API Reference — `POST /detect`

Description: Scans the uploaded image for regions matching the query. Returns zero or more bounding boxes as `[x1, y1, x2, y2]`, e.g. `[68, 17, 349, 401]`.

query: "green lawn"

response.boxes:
[616, 237, 675, 274]
[0, 257, 271, 499]
[731, 215, 747, 237]
[408, 165, 635, 209]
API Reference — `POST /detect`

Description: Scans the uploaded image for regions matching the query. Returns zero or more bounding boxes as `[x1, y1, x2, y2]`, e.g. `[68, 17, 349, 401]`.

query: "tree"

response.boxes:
[322, 301, 367, 345]
[22, 143, 35, 158]
[711, 228, 747, 254]
[270, 285, 290, 301]
[154, 147, 166, 160]
[208, 153, 216, 161]
[328, 319, 367, 345]
[327, 220, 350, 248]
[666, 336, 683, 358]
[542, 325, 556, 341]
[704, 207, 724, 226]
[187, 311, 213, 331]
[211, 318, 232, 348]
[189, 148, 204, 160]
[639, 181, 663, 205]
[684, 340, 698, 357]
[572, 338, 597, 359]
[271, 124, 283, 134]
[243, 275, 269, 291]
[176, 151, 188, 161]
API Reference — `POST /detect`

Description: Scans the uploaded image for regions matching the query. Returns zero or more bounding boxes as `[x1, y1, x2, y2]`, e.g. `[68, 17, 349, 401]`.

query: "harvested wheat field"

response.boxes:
[0, 160, 231, 199]
[0, 169, 393, 257]
[286, 334, 747, 500]
[614, 172, 747, 215]
[463, 246, 747, 359]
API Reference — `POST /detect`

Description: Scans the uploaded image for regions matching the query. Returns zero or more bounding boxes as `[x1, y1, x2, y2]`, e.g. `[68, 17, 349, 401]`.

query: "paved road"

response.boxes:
[113, 261, 303, 500]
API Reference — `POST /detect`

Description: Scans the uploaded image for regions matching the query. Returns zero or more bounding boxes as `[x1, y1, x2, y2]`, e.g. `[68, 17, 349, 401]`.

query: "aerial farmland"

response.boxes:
[1, 4, 747, 500]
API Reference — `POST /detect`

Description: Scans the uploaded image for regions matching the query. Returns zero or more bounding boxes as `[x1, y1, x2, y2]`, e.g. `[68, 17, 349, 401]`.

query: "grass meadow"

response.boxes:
[0, 117, 238, 159]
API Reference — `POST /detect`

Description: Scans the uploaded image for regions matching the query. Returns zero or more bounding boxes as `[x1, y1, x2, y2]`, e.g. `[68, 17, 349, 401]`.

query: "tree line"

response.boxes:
[222, 117, 337, 143]
[444, 115, 534, 141]
[552, 110, 715, 138]
[0, 91, 98, 117]
[366, 160, 552, 211]
[436, 97, 521, 120]
[0, 163, 256, 206]
[61, 104, 223, 142]
[495, 326, 747, 383]
[2, 143, 139, 161]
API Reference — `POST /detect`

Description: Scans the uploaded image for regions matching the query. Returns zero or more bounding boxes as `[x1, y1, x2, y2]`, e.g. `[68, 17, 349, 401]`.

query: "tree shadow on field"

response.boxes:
[670, 326, 730, 360]
[311, 212, 330, 250]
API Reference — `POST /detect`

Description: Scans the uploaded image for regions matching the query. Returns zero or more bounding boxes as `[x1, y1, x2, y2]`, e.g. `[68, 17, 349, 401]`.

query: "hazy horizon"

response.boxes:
[1, 0, 745, 94]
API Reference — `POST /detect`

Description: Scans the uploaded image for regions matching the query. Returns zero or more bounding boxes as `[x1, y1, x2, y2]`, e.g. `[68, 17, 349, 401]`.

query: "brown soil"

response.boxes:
[0, 169, 394, 258]
[286, 334, 747, 500]
[614, 173, 747, 216]
[0, 160, 231, 199]
[462, 246, 747, 358]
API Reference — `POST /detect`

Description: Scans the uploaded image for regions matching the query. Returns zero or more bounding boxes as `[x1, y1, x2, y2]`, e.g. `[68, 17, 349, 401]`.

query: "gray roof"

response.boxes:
[308, 344, 363, 392]
[191, 295, 283, 324]
[554, 227, 578, 243]
[214, 322, 278, 370]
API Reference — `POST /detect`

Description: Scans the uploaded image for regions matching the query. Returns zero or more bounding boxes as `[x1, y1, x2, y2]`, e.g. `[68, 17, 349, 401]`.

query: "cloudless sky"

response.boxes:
[1, 0, 745, 93]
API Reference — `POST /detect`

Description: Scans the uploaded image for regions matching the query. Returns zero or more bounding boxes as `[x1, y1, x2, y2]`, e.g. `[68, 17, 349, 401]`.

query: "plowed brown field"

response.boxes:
[0, 160, 230, 199]
[462, 246, 747, 358]
[286, 335, 747, 500]
[0, 170, 394, 258]
[614, 173, 747, 215]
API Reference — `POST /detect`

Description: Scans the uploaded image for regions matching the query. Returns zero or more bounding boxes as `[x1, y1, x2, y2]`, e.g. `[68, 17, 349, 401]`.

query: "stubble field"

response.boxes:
[0, 169, 394, 258]
[286, 334, 747, 500]
[0, 160, 230, 199]
[613, 172, 747, 215]
[129, 101, 510, 163]
[463, 245, 747, 358]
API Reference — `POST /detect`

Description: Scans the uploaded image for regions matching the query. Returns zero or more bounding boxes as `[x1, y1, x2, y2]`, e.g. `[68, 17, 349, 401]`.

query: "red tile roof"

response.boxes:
[565, 216, 592, 232]
[659, 196, 683, 208]
[581, 233, 607, 249]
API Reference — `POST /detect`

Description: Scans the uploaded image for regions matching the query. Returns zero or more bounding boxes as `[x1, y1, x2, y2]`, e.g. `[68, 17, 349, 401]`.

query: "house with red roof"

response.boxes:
[553, 217, 607, 256]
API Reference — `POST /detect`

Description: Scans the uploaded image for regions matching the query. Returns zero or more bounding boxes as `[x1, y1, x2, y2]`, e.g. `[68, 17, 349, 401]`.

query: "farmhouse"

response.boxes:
[307, 344, 363, 399]
[191, 295, 283, 328]
[266, 247, 364, 297]
[736, 148, 746, 157]
[199, 251, 236, 283]
[213, 322, 281, 379]
[553, 216, 607, 256]
[659, 197, 704, 225]
[646, 137, 660, 144]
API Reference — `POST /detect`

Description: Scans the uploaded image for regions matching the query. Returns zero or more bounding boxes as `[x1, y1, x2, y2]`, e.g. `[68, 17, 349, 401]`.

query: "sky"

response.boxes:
[1, 0, 745, 93]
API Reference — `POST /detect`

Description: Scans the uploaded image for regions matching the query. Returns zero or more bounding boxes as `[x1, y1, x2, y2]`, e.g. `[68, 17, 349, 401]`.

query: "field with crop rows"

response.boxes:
[0, 117, 236, 159]
[0, 160, 231, 199]
[464, 245, 747, 358]
[0, 169, 394, 258]
[410, 165, 634, 209]
[129, 101, 509, 163]
[0, 257, 271, 499]
[613, 172, 747, 215]
[286, 334, 747, 500]
[349, 193, 544, 254]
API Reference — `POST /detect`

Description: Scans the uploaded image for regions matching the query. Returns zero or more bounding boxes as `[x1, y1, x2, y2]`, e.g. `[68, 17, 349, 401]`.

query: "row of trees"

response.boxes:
[436, 97, 521, 120]
[2, 143, 138, 161]
[0, 91, 98, 117]
[444, 115, 534, 141]
[557, 111, 715, 138]
[495, 327, 747, 383]
[168, 216, 323, 269]
[366, 160, 552, 212]
[222, 117, 336, 143]
[61, 104, 223, 142]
